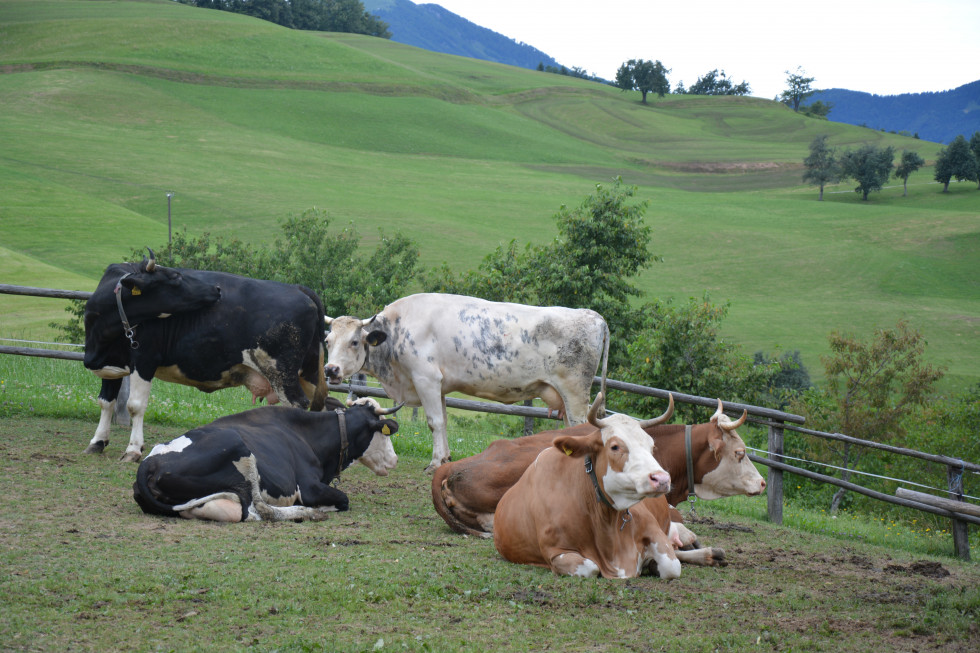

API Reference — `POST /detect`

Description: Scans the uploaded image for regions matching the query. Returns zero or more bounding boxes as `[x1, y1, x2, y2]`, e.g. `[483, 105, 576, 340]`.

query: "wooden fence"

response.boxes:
[2, 283, 978, 559]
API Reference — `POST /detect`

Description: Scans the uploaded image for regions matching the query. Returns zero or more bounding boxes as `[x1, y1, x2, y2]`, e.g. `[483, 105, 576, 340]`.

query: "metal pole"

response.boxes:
[166, 192, 173, 244]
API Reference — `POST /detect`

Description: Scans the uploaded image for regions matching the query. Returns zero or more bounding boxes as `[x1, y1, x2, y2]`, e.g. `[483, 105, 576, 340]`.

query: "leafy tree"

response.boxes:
[934, 134, 979, 191]
[789, 321, 945, 513]
[893, 149, 925, 197]
[684, 69, 750, 96]
[839, 144, 894, 200]
[178, 0, 391, 37]
[970, 132, 980, 189]
[754, 350, 812, 407]
[802, 135, 840, 200]
[615, 295, 779, 423]
[263, 209, 420, 316]
[800, 100, 833, 119]
[425, 179, 658, 368]
[49, 300, 86, 344]
[146, 208, 418, 317]
[615, 59, 671, 104]
[780, 66, 815, 111]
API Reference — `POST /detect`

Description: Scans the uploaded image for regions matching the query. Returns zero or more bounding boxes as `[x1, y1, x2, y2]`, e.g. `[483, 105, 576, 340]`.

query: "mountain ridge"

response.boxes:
[363, 1, 978, 144]
[811, 80, 980, 145]
[363, 0, 562, 71]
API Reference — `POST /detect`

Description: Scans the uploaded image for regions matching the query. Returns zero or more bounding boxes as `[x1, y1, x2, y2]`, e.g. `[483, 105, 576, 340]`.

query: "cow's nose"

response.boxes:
[649, 471, 671, 495]
[325, 364, 340, 380]
[760, 479, 767, 490]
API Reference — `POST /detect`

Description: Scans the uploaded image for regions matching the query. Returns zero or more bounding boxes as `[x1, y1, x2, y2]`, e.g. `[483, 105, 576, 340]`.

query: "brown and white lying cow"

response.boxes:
[493, 393, 684, 578]
[433, 397, 764, 541]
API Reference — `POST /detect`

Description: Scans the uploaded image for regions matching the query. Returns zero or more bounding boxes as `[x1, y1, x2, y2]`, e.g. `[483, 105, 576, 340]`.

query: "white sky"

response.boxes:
[426, 0, 980, 99]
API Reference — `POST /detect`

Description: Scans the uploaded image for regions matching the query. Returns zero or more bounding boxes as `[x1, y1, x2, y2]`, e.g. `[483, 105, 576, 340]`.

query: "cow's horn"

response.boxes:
[325, 316, 333, 325]
[721, 409, 748, 431]
[145, 247, 156, 272]
[638, 393, 674, 429]
[375, 402, 405, 416]
[587, 392, 607, 428]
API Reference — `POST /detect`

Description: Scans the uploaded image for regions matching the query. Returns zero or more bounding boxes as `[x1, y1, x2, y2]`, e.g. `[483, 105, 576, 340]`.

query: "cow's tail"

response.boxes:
[598, 319, 610, 412]
[431, 466, 490, 539]
[132, 463, 181, 517]
[300, 285, 330, 412]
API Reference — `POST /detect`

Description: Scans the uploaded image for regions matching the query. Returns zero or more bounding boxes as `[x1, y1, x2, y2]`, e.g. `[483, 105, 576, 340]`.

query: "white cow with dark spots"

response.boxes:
[325, 293, 609, 471]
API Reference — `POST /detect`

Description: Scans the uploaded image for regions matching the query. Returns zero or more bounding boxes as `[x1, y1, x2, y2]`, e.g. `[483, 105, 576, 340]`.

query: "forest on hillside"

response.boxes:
[811, 80, 980, 144]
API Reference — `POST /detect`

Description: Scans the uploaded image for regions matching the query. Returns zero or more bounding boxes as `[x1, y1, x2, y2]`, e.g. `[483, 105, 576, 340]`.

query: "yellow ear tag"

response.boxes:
[563, 446, 573, 456]
[382, 424, 391, 435]
[130, 288, 141, 296]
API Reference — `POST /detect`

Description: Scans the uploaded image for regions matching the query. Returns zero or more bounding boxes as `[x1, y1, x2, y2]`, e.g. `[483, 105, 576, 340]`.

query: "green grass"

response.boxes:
[1, 406, 978, 652]
[0, 0, 977, 394]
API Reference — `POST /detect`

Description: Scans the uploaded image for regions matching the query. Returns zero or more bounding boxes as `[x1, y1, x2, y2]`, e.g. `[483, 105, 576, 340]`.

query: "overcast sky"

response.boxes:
[427, 0, 980, 100]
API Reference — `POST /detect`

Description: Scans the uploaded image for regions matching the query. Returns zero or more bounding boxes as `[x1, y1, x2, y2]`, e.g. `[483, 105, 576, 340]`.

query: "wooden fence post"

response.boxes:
[947, 463, 970, 561]
[767, 420, 784, 524]
[523, 400, 534, 436]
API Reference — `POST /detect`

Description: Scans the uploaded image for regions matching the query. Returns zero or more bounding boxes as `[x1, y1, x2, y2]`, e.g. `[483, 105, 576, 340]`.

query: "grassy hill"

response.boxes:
[1, 0, 976, 391]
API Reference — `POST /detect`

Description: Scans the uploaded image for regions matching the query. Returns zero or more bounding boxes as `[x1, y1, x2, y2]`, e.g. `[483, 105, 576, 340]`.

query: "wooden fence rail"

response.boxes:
[2, 283, 977, 559]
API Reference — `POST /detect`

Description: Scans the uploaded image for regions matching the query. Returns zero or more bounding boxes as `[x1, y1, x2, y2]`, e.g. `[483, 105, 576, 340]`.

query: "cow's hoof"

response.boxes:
[119, 450, 142, 463]
[711, 547, 727, 567]
[84, 442, 107, 454]
[308, 509, 333, 521]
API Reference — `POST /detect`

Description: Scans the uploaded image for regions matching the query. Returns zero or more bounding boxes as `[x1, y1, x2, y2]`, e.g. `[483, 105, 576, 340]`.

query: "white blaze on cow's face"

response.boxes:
[695, 414, 767, 500]
[346, 397, 398, 476]
[357, 432, 398, 476]
[324, 316, 373, 382]
[597, 414, 672, 510]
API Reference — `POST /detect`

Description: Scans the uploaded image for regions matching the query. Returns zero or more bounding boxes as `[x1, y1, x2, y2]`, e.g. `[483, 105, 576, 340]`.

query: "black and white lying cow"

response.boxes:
[133, 397, 401, 522]
[83, 251, 330, 461]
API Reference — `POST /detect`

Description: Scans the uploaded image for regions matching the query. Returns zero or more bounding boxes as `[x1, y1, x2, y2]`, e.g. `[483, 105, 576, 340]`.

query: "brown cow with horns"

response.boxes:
[432, 397, 764, 540]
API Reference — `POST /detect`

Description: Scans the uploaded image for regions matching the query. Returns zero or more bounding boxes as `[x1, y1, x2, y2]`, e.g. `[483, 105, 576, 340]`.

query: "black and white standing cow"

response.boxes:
[133, 397, 401, 522]
[83, 251, 330, 461]
[325, 293, 609, 471]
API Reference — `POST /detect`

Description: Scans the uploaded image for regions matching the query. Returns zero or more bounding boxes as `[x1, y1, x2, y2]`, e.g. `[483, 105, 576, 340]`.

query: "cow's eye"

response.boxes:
[735, 450, 745, 461]
[610, 444, 620, 452]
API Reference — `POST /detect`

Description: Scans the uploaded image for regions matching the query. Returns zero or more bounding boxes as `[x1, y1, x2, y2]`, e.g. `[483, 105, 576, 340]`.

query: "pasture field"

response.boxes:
[1, 0, 977, 391]
[1, 405, 979, 652]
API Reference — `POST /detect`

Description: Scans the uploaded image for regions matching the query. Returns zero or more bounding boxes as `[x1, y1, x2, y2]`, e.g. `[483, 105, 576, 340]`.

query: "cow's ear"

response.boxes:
[119, 276, 146, 295]
[377, 419, 398, 436]
[364, 330, 387, 347]
[552, 433, 598, 458]
[708, 430, 726, 461]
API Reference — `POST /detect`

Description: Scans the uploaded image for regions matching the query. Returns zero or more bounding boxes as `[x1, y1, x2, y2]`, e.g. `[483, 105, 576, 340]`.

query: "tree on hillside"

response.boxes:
[754, 350, 813, 408]
[683, 69, 751, 96]
[615, 59, 671, 104]
[839, 144, 894, 200]
[934, 134, 979, 192]
[800, 100, 833, 119]
[893, 150, 925, 197]
[790, 321, 945, 514]
[802, 135, 840, 200]
[179, 0, 391, 38]
[615, 295, 779, 424]
[425, 178, 659, 368]
[970, 132, 980, 189]
[149, 209, 419, 317]
[780, 66, 816, 111]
